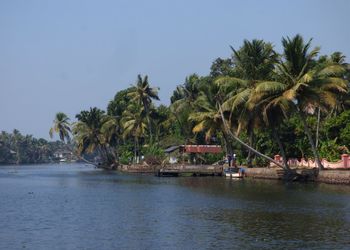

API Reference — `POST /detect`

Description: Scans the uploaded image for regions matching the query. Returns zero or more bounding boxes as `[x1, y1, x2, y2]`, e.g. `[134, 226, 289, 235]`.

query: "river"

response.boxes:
[0, 163, 349, 249]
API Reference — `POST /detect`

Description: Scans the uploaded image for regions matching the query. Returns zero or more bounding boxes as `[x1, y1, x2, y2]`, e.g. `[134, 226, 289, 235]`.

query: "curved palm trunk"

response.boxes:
[97, 145, 108, 163]
[246, 122, 254, 168]
[298, 110, 324, 170]
[316, 107, 321, 148]
[222, 131, 233, 156]
[218, 104, 285, 169]
[77, 155, 98, 166]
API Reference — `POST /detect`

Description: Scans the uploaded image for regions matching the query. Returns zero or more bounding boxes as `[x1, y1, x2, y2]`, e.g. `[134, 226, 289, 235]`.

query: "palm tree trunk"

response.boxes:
[218, 103, 285, 169]
[247, 123, 254, 168]
[144, 104, 153, 143]
[98, 145, 108, 163]
[271, 128, 290, 170]
[298, 110, 324, 170]
[134, 137, 137, 164]
[316, 107, 321, 148]
[77, 155, 97, 166]
[222, 131, 233, 155]
[115, 138, 120, 163]
[146, 115, 153, 143]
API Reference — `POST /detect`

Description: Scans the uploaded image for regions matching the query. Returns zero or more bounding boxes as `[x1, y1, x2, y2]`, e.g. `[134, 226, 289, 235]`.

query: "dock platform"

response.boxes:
[157, 165, 223, 177]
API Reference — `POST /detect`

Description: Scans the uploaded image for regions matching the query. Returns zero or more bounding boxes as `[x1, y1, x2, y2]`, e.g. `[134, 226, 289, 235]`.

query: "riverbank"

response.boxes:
[117, 164, 350, 185]
[245, 168, 350, 185]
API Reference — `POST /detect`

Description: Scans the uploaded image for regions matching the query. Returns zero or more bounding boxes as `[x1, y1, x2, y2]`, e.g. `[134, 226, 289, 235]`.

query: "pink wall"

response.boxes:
[272, 154, 350, 169]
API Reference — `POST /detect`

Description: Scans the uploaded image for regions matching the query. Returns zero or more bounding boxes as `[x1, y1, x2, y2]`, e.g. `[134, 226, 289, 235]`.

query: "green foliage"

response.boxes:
[0, 130, 67, 164]
[324, 110, 350, 148]
[210, 58, 234, 78]
[119, 149, 133, 165]
[142, 144, 165, 166]
[142, 144, 165, 157]
[319, 139, 348, 162]
[201, 152, 225, 165]
[49, 112, 71, 143]
[107, 87, 134, 117]
[55, 35, 349, 168]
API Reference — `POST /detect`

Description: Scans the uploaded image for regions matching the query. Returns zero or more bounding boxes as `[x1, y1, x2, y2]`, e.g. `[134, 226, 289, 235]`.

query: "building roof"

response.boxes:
[164, 145, 222, 154]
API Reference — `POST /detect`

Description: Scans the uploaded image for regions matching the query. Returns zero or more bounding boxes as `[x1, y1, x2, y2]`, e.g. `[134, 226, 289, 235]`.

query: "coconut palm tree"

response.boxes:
[49, 112, 71, 143]
[216, 39, 278, 167]
[100, 115, 120, 161]
[127, 75, 159, 142]
[252, 34, 348, 170]
[189, 81, 235, 155]
[170, 74, 202, 144]
[121, 104, 148, 163]
[171, 74, 201, 112]
[73, 108, 111, 163]
[248, 89, 291, 170]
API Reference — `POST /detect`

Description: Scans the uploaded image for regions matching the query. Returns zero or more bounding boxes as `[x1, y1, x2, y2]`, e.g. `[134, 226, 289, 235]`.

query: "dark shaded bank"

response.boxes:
[113, 164, 350, 185]
[245, 168, 350, 185]
[317, 170, 350, 185]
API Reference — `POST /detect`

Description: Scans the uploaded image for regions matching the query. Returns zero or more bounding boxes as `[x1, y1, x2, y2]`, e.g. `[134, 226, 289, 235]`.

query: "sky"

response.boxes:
[0, 0, 349, 140]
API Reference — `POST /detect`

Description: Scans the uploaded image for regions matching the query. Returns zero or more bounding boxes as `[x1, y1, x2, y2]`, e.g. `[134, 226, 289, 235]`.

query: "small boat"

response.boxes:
[224, 167, 242, 178]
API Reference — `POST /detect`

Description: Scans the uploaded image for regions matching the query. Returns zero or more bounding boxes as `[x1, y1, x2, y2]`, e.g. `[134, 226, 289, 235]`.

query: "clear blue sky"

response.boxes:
[0, 0, 349, 139]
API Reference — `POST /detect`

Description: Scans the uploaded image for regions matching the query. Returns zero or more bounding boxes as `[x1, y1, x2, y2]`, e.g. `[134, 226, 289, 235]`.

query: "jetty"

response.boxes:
[156, 165, 223, 177]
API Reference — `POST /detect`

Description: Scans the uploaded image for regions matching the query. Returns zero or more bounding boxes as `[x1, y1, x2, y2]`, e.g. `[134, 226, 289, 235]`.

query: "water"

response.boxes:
[0, 164, 350, 250]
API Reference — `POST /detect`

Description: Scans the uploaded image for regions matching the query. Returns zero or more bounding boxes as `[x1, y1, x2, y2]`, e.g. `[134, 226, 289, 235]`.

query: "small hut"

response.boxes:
[164, 145, 222, 164]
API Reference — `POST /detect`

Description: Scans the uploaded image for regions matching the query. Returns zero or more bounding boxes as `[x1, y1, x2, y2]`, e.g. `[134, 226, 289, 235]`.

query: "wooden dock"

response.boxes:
[157, 165, 223, 177]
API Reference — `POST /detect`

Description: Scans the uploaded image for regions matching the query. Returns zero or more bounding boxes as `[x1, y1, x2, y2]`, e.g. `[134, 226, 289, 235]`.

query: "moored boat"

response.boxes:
[224, 167, 242, 178]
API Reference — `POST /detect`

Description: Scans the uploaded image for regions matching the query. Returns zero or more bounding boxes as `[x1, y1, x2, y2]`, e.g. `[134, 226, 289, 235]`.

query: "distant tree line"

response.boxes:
[0, 129, 67, 164]
[50, 34, 349, 170]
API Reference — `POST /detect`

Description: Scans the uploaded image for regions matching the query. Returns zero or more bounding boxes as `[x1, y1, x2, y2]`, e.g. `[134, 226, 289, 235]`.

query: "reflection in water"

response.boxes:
[0, 164, 349, 249]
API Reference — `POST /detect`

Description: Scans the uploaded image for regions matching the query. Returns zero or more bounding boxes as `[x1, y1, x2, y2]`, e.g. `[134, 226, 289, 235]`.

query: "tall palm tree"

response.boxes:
[171, 74, 201, 112]
[49, 112, 71, 143]
[189, 81, 234, 155]
[73, 108, 112, 163]
[127, 75, 159, 142]
[248, 90, 291, 170]
[170, 74, 201, 144]
[252, 35, 348, 170]
[13, 129, 22, 164]
[100, 115, 120, 161]
[121, 104, 147, 163]
[217, 39, 278, 167]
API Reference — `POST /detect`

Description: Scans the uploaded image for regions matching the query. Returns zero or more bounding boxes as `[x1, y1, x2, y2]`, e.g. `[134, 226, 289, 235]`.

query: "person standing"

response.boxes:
[227, 154, 232, 167]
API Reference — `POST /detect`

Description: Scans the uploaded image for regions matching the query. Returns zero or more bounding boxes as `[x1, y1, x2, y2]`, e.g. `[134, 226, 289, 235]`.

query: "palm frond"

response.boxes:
[317, 65, 346, 77]
[255, 81, 286, 94]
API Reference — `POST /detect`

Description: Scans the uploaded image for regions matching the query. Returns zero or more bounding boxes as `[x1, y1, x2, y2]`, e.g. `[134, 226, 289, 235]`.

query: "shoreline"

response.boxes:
[117, 164, 350, 185]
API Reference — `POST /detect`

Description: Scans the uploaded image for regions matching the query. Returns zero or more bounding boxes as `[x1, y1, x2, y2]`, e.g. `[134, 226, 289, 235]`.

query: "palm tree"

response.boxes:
[252, 34, 348, 170]
[121, 104, 147, 163]
[127, 75, 159, 142]
[171, 74, 201, 112]
[216, 39, 278, 167]
[189, 81, 234, 155]
[218, 103, 285, 168]
[49, 112, 71, 143]
[100, 115, 120, 162]
[73, 108, 111, 163]
[248, 89, 291, 170]
[170, 74, 201, 144]
[13, 129, 22, 164]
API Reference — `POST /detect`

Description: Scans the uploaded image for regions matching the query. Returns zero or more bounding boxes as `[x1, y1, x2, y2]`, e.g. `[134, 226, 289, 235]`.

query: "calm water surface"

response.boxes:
[0, 164, 350, 249]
